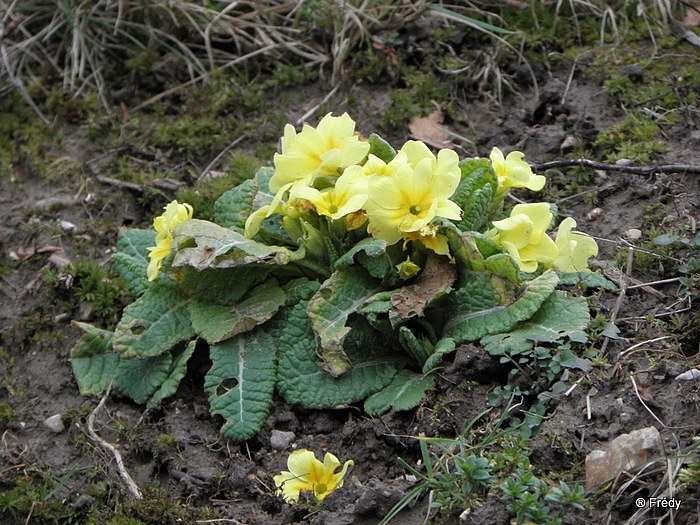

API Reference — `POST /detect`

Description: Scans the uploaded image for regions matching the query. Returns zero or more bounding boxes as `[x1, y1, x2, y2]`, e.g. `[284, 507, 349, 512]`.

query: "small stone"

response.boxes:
[270, 430, 295, 451]
[560, 135, 578, 153]
[585, 426, 662, 489]
[675, 369, 700, 381]
[624, 228, 642, 241]
[60, 220, 77, 232]
[617, 64, 644, 81]
[43, 414, 66, 433]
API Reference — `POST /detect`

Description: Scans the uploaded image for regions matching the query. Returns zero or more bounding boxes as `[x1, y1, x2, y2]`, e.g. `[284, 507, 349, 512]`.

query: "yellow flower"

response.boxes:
[365, 144, 462, 245]
[489, 203, 558, 273]
[274, 449, 353, 503]
[490, 147, 545, 192]
[551, 217, 598, 272]
[147, 200, 193, 281]
[362, 151, 409, 177]
[269, 112, 370, 194]
[291, 165, 368, 220]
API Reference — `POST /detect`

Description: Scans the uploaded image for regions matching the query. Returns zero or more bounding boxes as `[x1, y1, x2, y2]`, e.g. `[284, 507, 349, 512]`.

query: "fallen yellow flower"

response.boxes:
[274, 449, 353, 503]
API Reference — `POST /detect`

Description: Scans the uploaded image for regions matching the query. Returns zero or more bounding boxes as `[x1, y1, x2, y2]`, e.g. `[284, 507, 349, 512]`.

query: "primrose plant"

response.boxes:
[70, 113, 601, 441]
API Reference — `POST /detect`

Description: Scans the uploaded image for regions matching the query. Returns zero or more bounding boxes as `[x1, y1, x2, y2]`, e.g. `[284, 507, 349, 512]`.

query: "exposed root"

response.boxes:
[81, 382, 142, 500]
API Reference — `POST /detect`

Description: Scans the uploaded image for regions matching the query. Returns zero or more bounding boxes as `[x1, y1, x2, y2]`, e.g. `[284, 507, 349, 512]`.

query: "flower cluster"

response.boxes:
[242, 112, 597, 274]
[245, 112, 463, 256]
[147, 200, 193, 281]
[274, 449, 353, 503]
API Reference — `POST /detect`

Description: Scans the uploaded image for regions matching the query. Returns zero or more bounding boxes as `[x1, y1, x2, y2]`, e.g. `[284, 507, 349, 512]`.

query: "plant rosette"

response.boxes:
[70, 112, 608, 441]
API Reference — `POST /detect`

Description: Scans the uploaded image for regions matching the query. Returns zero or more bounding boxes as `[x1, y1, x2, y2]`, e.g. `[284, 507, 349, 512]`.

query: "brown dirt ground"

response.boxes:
[1, 33, 700, 525]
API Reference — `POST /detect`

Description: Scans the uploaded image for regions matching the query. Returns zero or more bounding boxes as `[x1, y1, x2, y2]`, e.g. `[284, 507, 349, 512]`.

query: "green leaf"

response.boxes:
[484, 253, 520, 284]
[180, 266, 270, 305]
[364, 370, 435, 416]
[70, 322, 119, 396]
[398, 326, 432, 365]
[452, 158, 497, 232]
[443, 270, 560, 344]
[367, 133, 396, 163]
[444, 227, 486, 272]
[422, 337, 456, 373]
[334, 237, 389, 270]
[149, 340, 198, 405]
[558, 271, 618, 290]
[188, 279, 286, 343]
[114, 352, 172, 404]
[306, 267, 384, 376]
[204, 330, 277, 441]
[214, 178, 259, 231]
[113, 229, 155, 296]
[275, 302, 399, 408]
[113, 281, 194, 359]
[172, 219, 305, 270]
[480, 291, 590, 355]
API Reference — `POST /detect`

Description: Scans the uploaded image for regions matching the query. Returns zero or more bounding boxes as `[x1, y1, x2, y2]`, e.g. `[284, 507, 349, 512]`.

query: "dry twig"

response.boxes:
[531, 158, 700, 176]
[82, 382, 143, 500]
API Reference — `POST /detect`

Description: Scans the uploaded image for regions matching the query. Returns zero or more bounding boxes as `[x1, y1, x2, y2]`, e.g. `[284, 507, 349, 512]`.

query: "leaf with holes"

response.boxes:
[204, 329, 277, 441]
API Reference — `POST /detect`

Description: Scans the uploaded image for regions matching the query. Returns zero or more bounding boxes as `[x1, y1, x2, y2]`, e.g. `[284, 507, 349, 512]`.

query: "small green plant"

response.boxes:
[382, 404, 587, 523]
[69, 113, 607, 443]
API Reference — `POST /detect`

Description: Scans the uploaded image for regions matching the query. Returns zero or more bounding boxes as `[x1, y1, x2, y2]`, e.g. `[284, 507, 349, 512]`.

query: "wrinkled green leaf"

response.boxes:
[70, 322, 119, 396]
[205, 329, 277, 441]
[113, 281, 194, 359]
[214, 178, 259, 231]
[334, 237, 389, 270]
[188, 279, 286, 343]
[364, 370, 436, 416]
[149, 340, 198, 405]
[114, 352, 172, 404]
[172, 219, 305, 270]
[180, 266, 270, 305]
[443, 270, 559, 344]
[112, 229, 155, 296]
[398, 326, 432, 365]
[453, 158, 497, 232]
[558, 271, 618, 290]
[422, 337, 456, 373]
[480, 291, 590, 355]
[275, 302, 399, 408]
[307, 267, 384, 376]
[484, 253, 520, 284]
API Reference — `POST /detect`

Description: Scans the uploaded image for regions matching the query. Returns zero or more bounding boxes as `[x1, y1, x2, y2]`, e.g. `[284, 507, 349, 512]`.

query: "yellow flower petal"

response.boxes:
[270, 113, 369, 193]
[551, 217, 598, 272]
[146, 200, 193, 281]
[490, 147, 545, 192]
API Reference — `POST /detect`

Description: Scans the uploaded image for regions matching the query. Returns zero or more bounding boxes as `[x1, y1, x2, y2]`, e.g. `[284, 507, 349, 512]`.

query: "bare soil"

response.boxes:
[1, 30, 700, 525]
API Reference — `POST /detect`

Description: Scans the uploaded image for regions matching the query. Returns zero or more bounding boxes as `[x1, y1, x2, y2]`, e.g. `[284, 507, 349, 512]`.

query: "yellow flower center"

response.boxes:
[410, 204, 423, 215]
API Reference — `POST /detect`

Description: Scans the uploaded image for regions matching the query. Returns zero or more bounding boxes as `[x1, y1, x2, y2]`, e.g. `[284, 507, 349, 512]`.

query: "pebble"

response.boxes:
[43, 414, 66, 433]
[675, 369, 700, 381]
[270, 430, 295, 451]
[585, 426, 661, 489]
